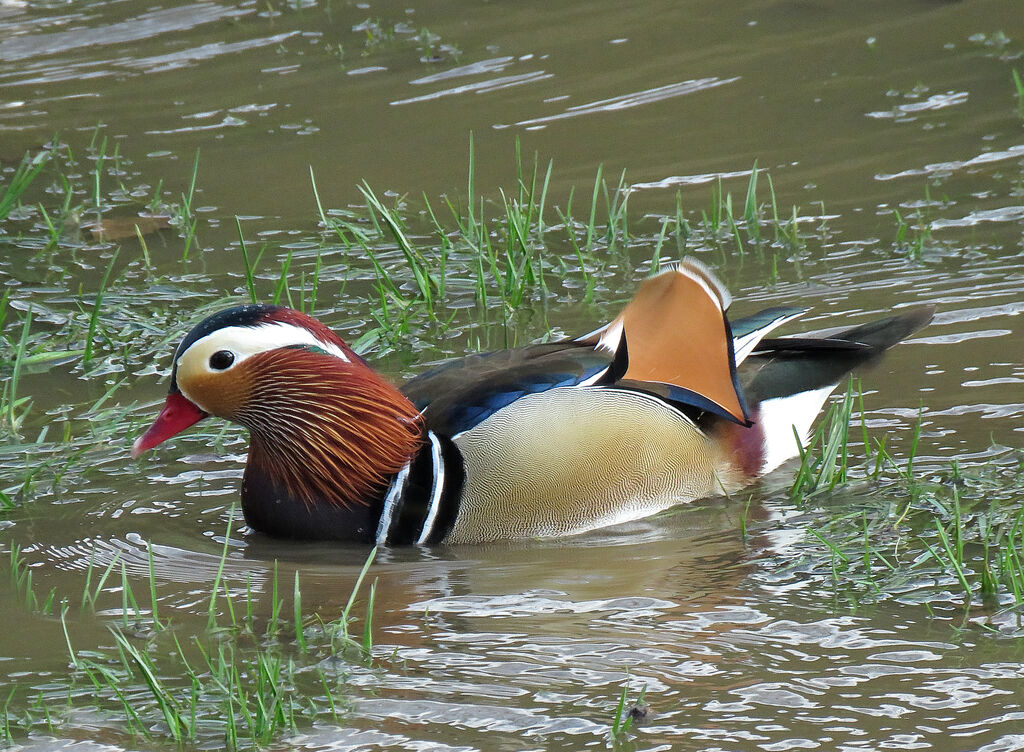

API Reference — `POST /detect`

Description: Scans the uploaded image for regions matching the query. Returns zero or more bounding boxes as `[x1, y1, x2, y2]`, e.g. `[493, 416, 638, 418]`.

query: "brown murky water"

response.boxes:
[1, 0, 1023, 750]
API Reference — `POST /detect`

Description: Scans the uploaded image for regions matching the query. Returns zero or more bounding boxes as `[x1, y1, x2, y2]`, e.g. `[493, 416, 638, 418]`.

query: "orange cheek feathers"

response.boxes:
[180, 369, 252, 420]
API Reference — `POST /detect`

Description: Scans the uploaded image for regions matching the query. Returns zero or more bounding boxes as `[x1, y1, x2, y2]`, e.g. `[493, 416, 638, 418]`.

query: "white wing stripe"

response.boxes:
[416, 432, 446, 545]
[375, 460, 411, 545]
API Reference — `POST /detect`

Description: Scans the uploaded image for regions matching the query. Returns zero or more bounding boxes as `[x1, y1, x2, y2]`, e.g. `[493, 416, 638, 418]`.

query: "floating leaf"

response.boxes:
[83, 214, 172, 241]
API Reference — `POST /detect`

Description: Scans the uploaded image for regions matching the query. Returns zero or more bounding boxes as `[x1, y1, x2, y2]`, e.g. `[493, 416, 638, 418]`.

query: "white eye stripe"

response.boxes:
[178, 321, 350, 374]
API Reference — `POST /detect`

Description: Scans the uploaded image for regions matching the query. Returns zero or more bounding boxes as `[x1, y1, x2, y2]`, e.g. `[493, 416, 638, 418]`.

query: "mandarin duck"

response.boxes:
[133, 260, 932, 545]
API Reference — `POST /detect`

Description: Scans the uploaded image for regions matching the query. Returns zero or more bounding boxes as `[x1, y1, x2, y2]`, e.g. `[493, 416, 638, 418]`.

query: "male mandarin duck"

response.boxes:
[133, 259, 932, 545]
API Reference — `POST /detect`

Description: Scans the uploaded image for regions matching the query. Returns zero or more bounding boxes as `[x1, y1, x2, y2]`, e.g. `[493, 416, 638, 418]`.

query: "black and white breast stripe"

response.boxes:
[375, 431, 464, 545]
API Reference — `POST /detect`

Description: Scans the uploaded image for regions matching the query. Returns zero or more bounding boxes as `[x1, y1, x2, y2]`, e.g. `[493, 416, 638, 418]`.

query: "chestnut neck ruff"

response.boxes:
[238, 348, 423, 510]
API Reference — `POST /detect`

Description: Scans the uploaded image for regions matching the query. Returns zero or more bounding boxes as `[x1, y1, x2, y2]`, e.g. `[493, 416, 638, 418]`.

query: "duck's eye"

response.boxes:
[209, 350, 235, 371]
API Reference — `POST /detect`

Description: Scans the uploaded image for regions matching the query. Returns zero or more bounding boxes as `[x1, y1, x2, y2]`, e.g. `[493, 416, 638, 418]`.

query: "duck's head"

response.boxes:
[133, 304, 423, 509]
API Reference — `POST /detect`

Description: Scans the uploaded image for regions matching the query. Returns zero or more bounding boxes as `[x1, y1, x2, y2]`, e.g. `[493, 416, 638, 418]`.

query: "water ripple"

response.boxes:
[2, 32, 298, 87]
[0, 3, 252, 62]
[355, 696, 605, 736]
[503, 77, 740, 129]
[865, 91, 969, 120]
[409, 56, 517, 85]
[629, 167, 756, 192]
[875, 143, 1024, 181]
[931, 205, 1024, 230]
[409, 592, 677, 617]
[390, 71, 554, 106]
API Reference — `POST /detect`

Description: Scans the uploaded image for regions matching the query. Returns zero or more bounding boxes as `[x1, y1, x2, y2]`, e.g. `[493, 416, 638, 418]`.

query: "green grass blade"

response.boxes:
[208, 505, 236, 630]
[0, 149, 51, 221]
[236, 217, 258, 303]
[83, 247, 121, 362]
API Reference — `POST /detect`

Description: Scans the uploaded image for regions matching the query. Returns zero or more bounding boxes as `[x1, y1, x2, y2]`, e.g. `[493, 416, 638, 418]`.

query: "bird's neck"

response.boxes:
[236, 350, 424, 534]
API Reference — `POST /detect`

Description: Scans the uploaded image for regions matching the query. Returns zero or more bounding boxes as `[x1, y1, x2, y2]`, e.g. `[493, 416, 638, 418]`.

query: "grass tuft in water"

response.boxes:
[0, 506, 376, 741]
[774, 381, 1024, 631]
[2, 305, 35, 436]
[609, 678, 647, 744]
[3, 521, 382, 749]
[0, 148, 52, 222]
[82, 248, 121, 363]
[890, 187, 936, 261]
[9, 546, 58, 615]
[790, 380, 856, 502]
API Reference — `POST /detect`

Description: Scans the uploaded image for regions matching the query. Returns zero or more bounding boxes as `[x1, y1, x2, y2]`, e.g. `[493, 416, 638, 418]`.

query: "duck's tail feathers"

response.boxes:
[742, 306, 933, 474]
[747, 305, 934, 401]
[813, 305, 935, 351]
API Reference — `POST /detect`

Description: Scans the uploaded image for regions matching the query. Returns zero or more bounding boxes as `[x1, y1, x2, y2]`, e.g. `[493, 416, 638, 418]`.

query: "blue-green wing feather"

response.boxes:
[401, 342, 616, 437]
